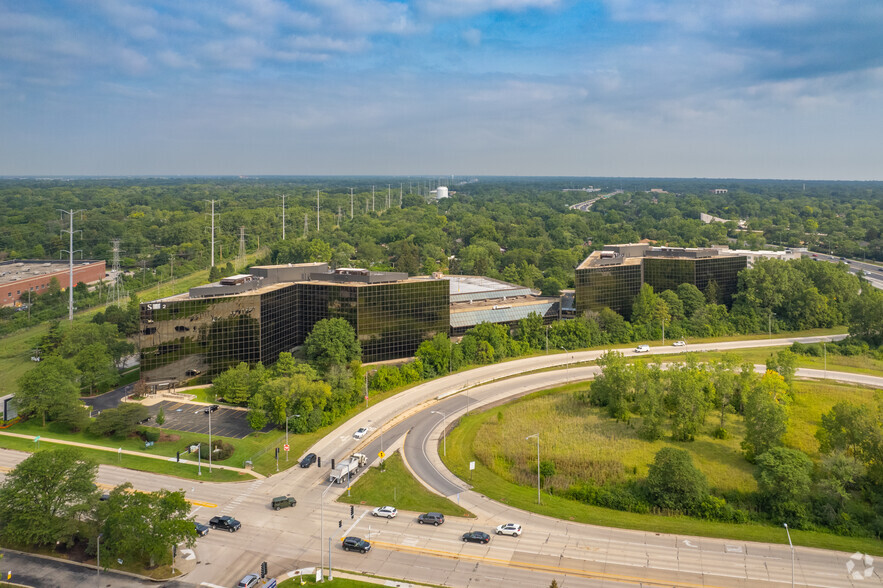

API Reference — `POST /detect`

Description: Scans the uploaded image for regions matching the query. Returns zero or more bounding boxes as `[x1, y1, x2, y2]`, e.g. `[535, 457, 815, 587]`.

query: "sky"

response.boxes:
[1, 1, 882, 179]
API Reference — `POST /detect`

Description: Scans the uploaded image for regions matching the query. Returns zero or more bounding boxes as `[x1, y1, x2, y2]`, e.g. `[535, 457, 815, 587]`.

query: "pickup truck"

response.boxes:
[329, 453, 368, 484]
[271, 496, 296, 510]
[209, 515, 241, 532]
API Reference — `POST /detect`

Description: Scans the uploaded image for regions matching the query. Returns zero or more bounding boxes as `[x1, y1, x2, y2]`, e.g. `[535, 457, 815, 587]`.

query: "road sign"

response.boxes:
[284, 444, 290, 452]
[378, 451, 385, 459]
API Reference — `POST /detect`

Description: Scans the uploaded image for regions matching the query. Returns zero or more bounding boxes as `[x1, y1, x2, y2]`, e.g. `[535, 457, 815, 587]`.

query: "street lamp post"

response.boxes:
[823, 341, 827, 377]
[96, 533, 103, 588]
[784, 523, 794, 588]
[431, 410, 447, 457]
[208, 409, 212, 473]
[526, 433, 540, 505]
[559, 347, 569, 383]
[768, 311, 775, 339]
[319, 482, 334, 581]
[662, 317, 665, 345]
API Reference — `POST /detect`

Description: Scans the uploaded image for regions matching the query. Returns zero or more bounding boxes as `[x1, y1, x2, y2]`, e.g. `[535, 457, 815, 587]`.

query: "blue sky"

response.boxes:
[2, 0, 882, 179]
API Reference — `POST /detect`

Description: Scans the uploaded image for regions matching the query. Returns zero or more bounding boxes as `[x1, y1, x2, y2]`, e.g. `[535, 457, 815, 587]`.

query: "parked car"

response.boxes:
[634, 344, 650, 353]
[271, 495, 296, 510]
[672, 340, 686, 347]
[417, 512, 445, 526]
[193, 521, 209, 537]
[353, 427, 368, 439]
[208, 515, 241, 532]
[300, 452, 317, 468]
[462, 531, 490, 544]
[372, 506, 397, 519]
[342, 536, 371, 553]
[495, 523, 522, 536]
[204, 404, 219, 414]
[237, 573, 259, 588]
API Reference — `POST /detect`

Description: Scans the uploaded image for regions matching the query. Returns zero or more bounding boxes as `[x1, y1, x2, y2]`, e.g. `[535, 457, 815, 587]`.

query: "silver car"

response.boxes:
[372, 506, 398, 519]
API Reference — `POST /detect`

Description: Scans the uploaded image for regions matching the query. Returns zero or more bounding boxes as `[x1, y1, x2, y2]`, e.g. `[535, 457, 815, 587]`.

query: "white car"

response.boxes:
[634, 344, 650, 353]
[372, 506, 398, 519]
[495, 523, 522, 536]
[672, 340, 686, 347]
[353, 427, 368, 439]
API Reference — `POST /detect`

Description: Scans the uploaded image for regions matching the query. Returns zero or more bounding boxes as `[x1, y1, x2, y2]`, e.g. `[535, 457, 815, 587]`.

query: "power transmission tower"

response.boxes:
[337, 206, 342, 227]
[281, 194, 286, 240]
[58, 209, 83, 321]
[400, 183, 403, 207]
[107, 239, 125, 307]
[316, 190, 320, 231]
[238, 226, 246, 267]
[303, 213, 308, 239]
[372, 186, 375, 211]
[350, 188, 353, 219]
[205, 199, 217, 268]
[387, 184, 391, 209]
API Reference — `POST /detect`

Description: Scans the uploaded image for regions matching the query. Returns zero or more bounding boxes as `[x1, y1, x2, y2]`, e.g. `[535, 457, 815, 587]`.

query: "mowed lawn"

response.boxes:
[338, 451, 473, 518]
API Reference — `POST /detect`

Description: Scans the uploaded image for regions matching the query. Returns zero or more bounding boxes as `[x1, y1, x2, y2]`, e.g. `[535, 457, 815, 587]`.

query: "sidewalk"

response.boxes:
[0, 430, 264, 479]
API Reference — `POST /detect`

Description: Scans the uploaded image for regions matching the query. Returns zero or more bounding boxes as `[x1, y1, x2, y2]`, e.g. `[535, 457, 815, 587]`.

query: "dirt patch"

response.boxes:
[159, 432, 181, 442]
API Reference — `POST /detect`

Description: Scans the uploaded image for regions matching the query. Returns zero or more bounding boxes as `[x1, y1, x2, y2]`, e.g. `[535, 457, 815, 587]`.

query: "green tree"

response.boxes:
[765, 349, 796, 387]
[304, 318, 361, 372]
[588, 351, 634, 420]
[635, 363, 666, 441]
[75, 342, 117, 394]
[155, 406, 165, 430]
[415, 333, 453, 377]
[16, 356, 81, 426]
[98, 483, 194, 568]
[89, 403, 149, 438]
[0, 449, 97, 546]
[596, 308, 633, 343]
[741, 371, 789, 461]
[676, 283, 706, 318]
[754, 447, 813, 526]
[645, 447, 708, 513]
[515, 312, 546, 350]
[815, 402, 878, 462]
[849, 287, 883, 344]
[665, 364, 709, 442]
[210, 362, 253, 404]
[209, 265, 221, 281]
[630, 284, 670, 334]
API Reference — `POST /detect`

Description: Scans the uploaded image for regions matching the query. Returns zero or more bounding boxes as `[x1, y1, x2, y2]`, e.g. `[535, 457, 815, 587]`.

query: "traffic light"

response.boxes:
[338, 520, 342, 528]
[176, 451, 180, 462]
[261, 561, 267, 578]
[317, 457, 321, 467]
[275, 447, 279, 460]
[350, 505, 354, 518]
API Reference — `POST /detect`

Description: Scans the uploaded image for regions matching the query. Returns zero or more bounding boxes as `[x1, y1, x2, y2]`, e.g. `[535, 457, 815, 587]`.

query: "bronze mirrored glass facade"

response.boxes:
[140, 275, 449, 382]
[575, 263, 642, 318]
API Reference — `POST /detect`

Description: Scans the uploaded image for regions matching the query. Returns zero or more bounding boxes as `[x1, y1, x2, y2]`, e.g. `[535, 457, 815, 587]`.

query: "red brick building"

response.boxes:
[0, 260, 107, 307]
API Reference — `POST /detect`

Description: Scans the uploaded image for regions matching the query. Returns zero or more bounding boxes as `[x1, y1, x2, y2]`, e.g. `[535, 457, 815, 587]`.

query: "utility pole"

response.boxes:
[400, 183, 403, 206]
[388, 184, 391, 209]
[281, 194, 286, 240]
[59, 208, 83, 321]
[303, 213, 308, 239]
[238, 226, 246, 267]
[108, 239, 123, 307]
[372, 185, 375, 211]
[204, 200, 217, 268]
[316, 190, 320, 231]
[337, 206, 341, 227]
[350, 188, 354, 219]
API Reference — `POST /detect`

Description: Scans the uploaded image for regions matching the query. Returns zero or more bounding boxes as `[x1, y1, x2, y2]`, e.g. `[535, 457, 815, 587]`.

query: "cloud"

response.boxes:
[419, 0, 560, 18]
[461, 28, 482, 46]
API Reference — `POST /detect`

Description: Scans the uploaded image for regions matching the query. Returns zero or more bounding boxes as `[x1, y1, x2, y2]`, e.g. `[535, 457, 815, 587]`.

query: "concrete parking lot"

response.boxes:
[146, 401, 272, 439]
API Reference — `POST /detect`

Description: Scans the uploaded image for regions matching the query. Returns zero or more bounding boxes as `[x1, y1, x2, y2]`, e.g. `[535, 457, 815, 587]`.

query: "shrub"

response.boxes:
[142, 428, 160, 443]
[199, 439, 234, 461]
[645, 447, 709, 514]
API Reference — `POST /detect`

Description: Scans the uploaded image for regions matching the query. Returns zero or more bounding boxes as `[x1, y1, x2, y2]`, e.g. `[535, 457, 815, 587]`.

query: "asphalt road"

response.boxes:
[805, 251, 883, 289]
[1, 333, 880, 588]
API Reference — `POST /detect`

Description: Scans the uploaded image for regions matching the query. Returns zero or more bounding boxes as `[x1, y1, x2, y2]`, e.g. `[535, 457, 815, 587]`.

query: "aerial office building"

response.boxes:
[0, 259, 106, 307]
[140, 264, 449, 383]
[575, 244, 747, 319]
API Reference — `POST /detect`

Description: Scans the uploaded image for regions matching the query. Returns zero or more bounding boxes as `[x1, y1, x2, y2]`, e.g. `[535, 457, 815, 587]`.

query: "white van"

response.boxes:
[634, 344, 650, 353]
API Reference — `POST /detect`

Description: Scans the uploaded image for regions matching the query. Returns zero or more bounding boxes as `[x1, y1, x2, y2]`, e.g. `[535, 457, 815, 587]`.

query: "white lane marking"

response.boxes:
[683, 540, 698, 548]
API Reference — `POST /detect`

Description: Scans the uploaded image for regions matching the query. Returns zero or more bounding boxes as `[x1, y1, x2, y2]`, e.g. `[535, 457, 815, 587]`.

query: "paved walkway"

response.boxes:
[0, 430, 264, 479]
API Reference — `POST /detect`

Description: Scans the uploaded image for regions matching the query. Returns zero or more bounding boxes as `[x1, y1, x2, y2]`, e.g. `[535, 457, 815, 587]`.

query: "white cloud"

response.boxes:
[461, 28, 482, 46]
[419, 0, 559, 18]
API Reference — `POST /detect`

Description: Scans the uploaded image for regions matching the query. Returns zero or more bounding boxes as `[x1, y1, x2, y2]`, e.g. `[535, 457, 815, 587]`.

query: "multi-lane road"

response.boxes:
[1, 334, 881, 587]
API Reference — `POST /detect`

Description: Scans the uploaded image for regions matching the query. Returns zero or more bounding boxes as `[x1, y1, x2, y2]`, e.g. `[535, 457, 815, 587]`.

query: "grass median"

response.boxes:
[338, 451, 473, 518]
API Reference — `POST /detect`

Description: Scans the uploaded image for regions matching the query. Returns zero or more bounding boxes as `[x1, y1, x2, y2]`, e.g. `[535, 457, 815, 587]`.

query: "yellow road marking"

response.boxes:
[95, 482, 216, 507]
[370, 540, 730, 588]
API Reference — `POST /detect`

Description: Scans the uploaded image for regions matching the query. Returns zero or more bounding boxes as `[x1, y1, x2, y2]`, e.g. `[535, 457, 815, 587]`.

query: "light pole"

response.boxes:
[96, 532, 103, 588]
[784, 523, 794, 588]
[559, 347, 569, 383]
[823, 341, 827, 377]
[768, 311, 775, 339]
[431, 410, 447, 457]
[662, 317, 665, 345]
[545, 325, 549, 354]
[526, 433, 540, 505]
[319, 482, 334, 581]
[208, 409, 212, 473]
